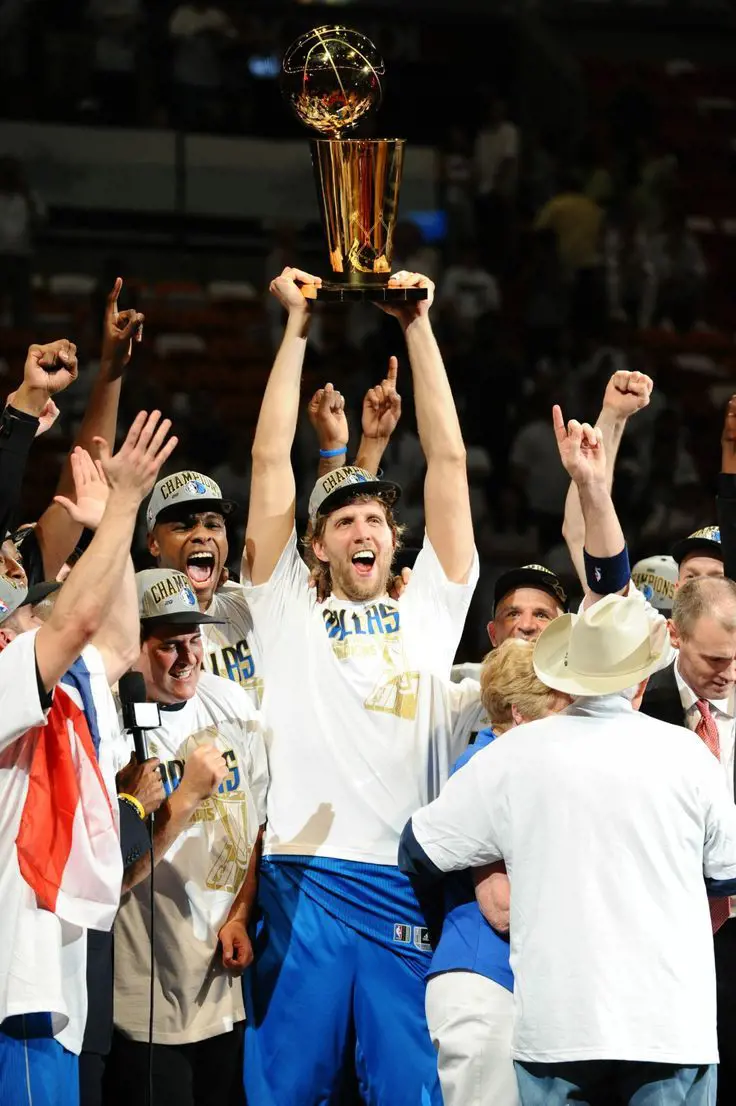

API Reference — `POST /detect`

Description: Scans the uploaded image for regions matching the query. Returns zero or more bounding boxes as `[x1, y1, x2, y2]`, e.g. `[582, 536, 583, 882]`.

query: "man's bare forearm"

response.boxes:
[578, 479, 626, 559]
[251, 313, 310, 467]
[562, 408, 626, 585]
[473, 862, 510, 935]
[224, 827, 263, 925]
[404, 317, 464, 464]
[122, 787, 200, 892]
[355, 436, 389, 475]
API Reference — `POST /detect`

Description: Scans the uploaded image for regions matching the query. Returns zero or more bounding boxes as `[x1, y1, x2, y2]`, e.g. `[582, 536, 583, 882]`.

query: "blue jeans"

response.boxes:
[515, 1061, 716, 1106]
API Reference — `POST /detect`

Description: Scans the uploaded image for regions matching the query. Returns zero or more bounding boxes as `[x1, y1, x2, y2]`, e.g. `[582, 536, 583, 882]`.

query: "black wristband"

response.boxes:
[583, 546, 631, 595]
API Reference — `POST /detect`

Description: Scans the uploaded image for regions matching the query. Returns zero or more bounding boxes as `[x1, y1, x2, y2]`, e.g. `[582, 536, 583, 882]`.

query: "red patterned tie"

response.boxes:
[695, 699, 731, 934]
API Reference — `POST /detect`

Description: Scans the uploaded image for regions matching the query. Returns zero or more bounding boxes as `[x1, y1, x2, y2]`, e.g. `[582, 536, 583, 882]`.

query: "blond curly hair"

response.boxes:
[480, 638, 569, 733]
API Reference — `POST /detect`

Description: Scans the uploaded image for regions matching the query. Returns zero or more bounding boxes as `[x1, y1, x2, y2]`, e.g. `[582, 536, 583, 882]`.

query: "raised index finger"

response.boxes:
[552, 404, 566, 442]
[386, 355, 398, 385]
[107, 277, 123, 317]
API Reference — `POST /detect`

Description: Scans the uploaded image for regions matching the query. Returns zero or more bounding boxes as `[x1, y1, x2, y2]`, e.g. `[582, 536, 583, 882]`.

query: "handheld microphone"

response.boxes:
[119, 671, 161, 762]
[118, 670, 160, 1106]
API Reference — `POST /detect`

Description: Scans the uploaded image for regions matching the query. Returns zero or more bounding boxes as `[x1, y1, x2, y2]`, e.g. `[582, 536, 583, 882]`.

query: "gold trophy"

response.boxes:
[281, 26, 427, 303]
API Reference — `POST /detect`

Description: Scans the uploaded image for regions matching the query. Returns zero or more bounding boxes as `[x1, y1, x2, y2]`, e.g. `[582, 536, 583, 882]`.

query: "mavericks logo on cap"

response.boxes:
[180, 585, 197, 607]
[146, 470, 227, 531]
[185, 479, 209, 497]
[138, 568, 200, 620]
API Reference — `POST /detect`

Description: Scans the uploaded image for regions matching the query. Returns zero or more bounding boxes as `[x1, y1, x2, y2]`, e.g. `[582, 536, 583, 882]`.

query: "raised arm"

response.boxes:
[1, 340, 79, 538]
[307, 383, 350, 478]
[35, 411, 177, 693]
[553, 405, 629, 605]
[355, 355, 402, 474]
[382, 272, 474, 582]
[561, 370, 651, 587]
[52, 446, 140, 684]
[244, 267, 320, 585]
[307, 356, 402, 479]
[34, 280, 144, 579]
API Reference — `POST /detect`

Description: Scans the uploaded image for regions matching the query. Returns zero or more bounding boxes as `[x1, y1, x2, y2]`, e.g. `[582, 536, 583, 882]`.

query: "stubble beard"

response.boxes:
[329, 553, 393, 603]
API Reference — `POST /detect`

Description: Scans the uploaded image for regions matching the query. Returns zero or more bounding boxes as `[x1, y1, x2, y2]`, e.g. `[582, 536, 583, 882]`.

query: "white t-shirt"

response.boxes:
[0, 633, 120, 1055]
[202, 581, 261, 707]
[411, 694, 736, 1064]
[113, 673, 268, 1045]
[244, 531, 479, 865]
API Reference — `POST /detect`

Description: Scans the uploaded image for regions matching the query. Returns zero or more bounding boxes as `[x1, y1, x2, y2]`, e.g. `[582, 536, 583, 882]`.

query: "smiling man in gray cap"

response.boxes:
[108, 565, 268, 1106]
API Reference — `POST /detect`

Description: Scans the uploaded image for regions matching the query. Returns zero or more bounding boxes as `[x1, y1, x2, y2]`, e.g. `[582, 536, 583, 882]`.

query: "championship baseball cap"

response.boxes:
[136, 569, 226, 627]
[146, 471, 236, 532]
[0, 575, 28, 624]
[670, 526, 722, 567]
[308, 466, 401, 525]
[493, 564, 568, 615]
[631, 555, 677, 613]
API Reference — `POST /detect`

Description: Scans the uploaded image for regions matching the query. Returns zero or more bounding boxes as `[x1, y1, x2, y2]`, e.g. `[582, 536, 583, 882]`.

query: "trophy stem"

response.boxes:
[310, 138, 425, 301]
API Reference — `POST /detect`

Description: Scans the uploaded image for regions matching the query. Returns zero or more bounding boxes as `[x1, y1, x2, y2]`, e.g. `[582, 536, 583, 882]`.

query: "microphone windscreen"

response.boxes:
[119, 670, 147, 708]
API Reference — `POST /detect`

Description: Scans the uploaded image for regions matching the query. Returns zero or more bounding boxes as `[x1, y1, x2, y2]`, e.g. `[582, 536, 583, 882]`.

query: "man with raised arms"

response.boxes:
[242, 267, 478, 1106]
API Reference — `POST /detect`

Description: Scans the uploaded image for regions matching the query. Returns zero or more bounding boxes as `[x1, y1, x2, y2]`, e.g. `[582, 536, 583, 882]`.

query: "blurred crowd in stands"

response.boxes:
[2, 3, 736, 661]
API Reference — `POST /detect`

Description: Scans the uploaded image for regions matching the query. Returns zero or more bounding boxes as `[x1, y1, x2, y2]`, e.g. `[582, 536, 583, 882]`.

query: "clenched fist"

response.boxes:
[601, 370, 653, 421]
[179, 743, 229, 804]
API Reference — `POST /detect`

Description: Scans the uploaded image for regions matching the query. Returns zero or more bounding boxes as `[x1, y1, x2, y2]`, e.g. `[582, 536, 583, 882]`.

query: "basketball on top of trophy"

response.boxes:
[281, 26, 385, 138]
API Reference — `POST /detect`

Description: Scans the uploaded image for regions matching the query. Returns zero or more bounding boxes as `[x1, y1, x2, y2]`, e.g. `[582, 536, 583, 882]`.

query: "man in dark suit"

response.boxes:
[640, 575, 736, 1105]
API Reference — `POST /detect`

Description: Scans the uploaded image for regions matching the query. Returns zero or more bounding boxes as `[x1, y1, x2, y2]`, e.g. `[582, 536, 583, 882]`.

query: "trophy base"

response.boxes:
[314, 283, 429, 304]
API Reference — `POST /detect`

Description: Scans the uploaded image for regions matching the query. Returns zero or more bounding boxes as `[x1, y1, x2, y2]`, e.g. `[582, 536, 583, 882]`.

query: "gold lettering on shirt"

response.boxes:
[182, 725, 252, 895]
[364, 643, 420, 720]
[364, 671, 420, 719]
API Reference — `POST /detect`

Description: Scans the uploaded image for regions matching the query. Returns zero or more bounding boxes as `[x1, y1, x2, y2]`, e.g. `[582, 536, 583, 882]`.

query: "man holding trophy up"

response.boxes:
[240, 29, 480, 1105]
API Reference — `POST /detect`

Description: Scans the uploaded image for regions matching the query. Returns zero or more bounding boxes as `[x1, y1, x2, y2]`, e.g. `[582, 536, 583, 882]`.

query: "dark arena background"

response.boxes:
[2, 0, 736, 662]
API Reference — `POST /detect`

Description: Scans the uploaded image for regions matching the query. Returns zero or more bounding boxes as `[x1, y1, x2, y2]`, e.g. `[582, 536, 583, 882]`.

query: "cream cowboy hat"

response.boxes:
[533, 593, 668, 697]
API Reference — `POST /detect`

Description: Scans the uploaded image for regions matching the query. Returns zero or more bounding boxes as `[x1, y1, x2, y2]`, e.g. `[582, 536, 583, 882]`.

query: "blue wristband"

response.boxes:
[319, 446, 347, 458]
[583, 546, 631, 595]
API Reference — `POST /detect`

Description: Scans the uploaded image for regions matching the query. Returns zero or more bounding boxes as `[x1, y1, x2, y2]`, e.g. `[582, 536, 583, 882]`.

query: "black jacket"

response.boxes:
[717, 472, 736, 584]
[0, 404, 39, 539]
[639, 660, 685, 728]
